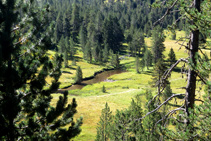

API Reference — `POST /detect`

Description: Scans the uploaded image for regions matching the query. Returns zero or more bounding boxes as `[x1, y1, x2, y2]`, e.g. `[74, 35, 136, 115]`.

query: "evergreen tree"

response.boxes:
[144, 49, 153, 70]
[171, 31, 176, 40]
[129, 30, 145, 56]
[140, 58, 145, 72]
[110, 98, 144, 140]
[58, 36, 65, 53]
[55, 12, 63, 41]
[167, 48, 177, 65]
[71, 3, 81, 42]
[110, 53, 120, 68]
[103, 15, 124, 53]
[63, 13, 71, 37]
[103, 44, 109, 63]
[163, 84, 173, 101]
[79, 23, 87, 50]
[135, 56, 140, 73]
[69, 37, 76, 60]
[102, 85, 106, 93]
[64, 37, 69, 68]
[143, 89, 161, 140]
[152, 26, 165, 63]
[75, 66, 83, 84]
[95, 103, 112, 141]
[84, 41, 92, 63]
[0, 1, 82, 140]
[150, 59, 167, 88]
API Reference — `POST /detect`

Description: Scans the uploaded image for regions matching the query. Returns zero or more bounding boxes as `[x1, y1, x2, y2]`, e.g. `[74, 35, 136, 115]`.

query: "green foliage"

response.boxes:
[103, 15, 124, 53]
[95, 103, 112, 141]
[167, 48, 177, 65]
[163, 84, 173, 101]
[0, 1, 82, 140]
[110, 98, 144, 140]
[152, 26, 166, 63]
[110, 53, 120, 69]
[171, 31, 176, 40]
[129, 30, 145, 56]
[102, 85, 106, 93]
[161, 83, 211, 140]
[135, 56, 140, 73]
[72, 58, 77, 66]
[75, 66, 83, 84]
[143, 89, 161, 140]
[150, 59, 167, 88]
[144, 49, 153, 70]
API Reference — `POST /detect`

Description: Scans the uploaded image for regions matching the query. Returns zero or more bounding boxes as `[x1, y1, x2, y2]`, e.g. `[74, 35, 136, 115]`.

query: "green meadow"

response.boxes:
[51, 30, 208, 140]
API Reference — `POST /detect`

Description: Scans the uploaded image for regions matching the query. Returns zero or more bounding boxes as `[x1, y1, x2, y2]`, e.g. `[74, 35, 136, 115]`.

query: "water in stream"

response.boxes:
[62, 69, 124, 91]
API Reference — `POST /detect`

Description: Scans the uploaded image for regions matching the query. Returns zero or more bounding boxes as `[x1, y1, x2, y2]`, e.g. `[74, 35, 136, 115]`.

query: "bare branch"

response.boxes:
[153, 0, 179, 26]
[161, 58, 188, 83]
[11, 26, 19, 32]
[155, 106, 186, 127]
[138, 93, 185, 121]
[195, 99, 204, 103]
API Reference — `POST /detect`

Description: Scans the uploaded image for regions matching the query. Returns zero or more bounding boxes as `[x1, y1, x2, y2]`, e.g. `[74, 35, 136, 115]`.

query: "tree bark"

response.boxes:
[185, 0, 200, 123]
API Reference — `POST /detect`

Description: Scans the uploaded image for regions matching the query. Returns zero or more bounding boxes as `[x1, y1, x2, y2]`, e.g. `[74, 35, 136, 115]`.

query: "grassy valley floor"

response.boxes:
[51, 30, 208, 140]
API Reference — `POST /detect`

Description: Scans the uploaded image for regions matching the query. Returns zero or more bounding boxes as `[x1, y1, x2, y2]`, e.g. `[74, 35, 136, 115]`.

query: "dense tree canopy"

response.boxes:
[0, 0, 82, 140]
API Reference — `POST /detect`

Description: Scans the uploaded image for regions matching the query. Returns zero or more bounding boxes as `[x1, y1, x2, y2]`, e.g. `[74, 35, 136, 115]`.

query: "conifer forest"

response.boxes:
[1, 0, 211, 140]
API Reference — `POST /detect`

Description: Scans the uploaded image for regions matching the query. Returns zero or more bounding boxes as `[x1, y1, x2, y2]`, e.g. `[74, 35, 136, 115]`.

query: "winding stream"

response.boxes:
[60, 69, 125, 92]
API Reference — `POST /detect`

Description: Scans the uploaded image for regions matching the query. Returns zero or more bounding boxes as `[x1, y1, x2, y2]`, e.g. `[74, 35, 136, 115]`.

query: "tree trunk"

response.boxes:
[185, 0, 200, 124]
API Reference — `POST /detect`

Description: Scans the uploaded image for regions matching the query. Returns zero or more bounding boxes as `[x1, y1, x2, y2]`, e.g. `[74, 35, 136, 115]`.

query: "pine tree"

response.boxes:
[143, 89, 161, 140]
[64, 37, 69, 68]
[71, 3, 81, 42]
[144, 49, 152, 70]
[167, 48, 176, 65]
[102, 85, 106, 93]
[84, 41, 92, 63]
[63, 13, 71, 37]
[163, 84, 172, 101]
[75, 66, 83, 84]
[110, 53, 120, 68]
[150, 59, 167, 88]
[0, 1, 82, 140]
[103, 15, 124, 53]
[58, 36, 65, 53]
[171, 31, 176, 40]
[79, 23, 87, 50]
[152, 26, 165, 63]
[109, 98, 144, 140]
[135, 56, 140, 73]
[103, 44, 109, 63]
[69, 37, 76, 60]
[95, 103, 112, 141]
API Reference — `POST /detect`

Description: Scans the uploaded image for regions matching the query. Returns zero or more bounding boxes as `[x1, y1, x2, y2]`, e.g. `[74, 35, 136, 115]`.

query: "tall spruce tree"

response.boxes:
[151, 26, 165, 63]
[0, 0, 82, 140]
[75, 66, 83, 84]
[103, 15, 124, 53]
[167, 48, 176, 65]
[71, 2, 80, 43]
[95, 103, 112, 141]
[135, 56, 140, 73]
[144, 49, 152, 70]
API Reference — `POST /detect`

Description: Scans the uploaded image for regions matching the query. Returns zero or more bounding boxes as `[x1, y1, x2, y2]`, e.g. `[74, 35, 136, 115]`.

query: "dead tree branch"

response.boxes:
[153, 0, 179, 26]
[139, 94, 185, 121]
